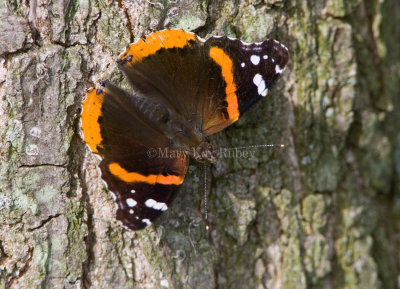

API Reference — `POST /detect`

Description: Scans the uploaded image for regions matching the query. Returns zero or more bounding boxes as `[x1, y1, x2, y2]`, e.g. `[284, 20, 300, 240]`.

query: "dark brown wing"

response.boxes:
[201, 36, 289, 134]
[81, 86, 188, 230]
[117, 29, 289, 137]
[100, 153, 188, 230]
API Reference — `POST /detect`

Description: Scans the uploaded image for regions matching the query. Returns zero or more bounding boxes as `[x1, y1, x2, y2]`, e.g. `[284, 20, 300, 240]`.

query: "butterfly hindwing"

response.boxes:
[82, 86, 189, 230]
[100, 153, 188, 230]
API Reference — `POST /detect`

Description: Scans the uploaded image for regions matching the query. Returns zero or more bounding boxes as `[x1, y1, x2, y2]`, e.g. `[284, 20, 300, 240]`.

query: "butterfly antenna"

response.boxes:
[203, 162, 210, 231]
[222, 144, 284, 150]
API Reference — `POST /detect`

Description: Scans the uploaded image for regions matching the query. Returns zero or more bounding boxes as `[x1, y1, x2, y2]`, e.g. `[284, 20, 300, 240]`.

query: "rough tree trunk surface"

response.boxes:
[0, 0, 399, 288]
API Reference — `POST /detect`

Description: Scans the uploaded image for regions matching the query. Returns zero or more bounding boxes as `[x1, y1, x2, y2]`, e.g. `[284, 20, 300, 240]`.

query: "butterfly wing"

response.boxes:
[81, 86, 188, 230]
[202, 36, 289, 135]
[117, 29, 289, 137]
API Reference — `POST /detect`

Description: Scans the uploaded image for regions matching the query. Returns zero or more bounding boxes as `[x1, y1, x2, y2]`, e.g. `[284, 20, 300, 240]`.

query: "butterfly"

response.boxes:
[81, 29, 289, 230]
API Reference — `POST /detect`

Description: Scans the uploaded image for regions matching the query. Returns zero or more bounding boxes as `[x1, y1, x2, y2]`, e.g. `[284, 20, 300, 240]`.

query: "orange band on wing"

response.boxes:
[109, 162, 184, 185]
[209, 47, 239, 122]
[119, 29, 196, 63]
[81, 88, 104, 153]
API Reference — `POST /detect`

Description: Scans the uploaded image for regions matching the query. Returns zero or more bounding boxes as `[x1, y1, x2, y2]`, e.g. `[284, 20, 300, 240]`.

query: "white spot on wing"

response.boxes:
[153, 202, 166, 210]
[142, 219, 152, 226]
[253, 74, 268, 97]
[250, 55, 260, 65]
[263, 55, 268, 60]
[253, 74, 262, 86]
[145, 199, 168, 211]
[241, 62, 245, 67]
[145, 199, 157, 208]
[130, 189, 135, 194]
[129, 209, 134, 214]
[126, 198, 137, 207]
[275, 65, 283, 74]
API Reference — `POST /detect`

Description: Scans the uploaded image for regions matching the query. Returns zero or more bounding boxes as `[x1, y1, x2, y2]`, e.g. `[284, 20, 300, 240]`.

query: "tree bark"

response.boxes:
[1, 0, 399, 288]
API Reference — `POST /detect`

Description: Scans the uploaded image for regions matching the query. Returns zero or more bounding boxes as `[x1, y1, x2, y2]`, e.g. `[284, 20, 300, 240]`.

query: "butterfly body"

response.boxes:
[81, 29, 289, 230]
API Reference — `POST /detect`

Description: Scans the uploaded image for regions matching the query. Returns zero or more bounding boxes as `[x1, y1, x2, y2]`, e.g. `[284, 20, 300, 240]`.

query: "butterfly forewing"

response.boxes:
[204, 37, 289, 117]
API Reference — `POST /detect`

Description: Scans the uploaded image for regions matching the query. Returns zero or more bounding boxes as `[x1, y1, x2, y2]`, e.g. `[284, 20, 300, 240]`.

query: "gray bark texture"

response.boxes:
[1, 0, 400, 288]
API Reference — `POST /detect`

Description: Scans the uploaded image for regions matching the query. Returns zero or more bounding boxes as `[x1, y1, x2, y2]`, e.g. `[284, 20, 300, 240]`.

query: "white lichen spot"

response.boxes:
[26, 144, 39, 156]
[149, 19, 158, 30]
[160, 279, 169, 288]
[325, 107, 334, 117]
[13, 120, 23, 132]
[29, 127, 41, 138]
[0, 194, 12, 211]
[301, 156, 311, 165]
[167, 7, 179, 18]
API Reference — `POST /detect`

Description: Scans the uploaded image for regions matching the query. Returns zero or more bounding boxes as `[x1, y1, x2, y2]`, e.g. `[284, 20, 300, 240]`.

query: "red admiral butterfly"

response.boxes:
[81, 29, 289, 230]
